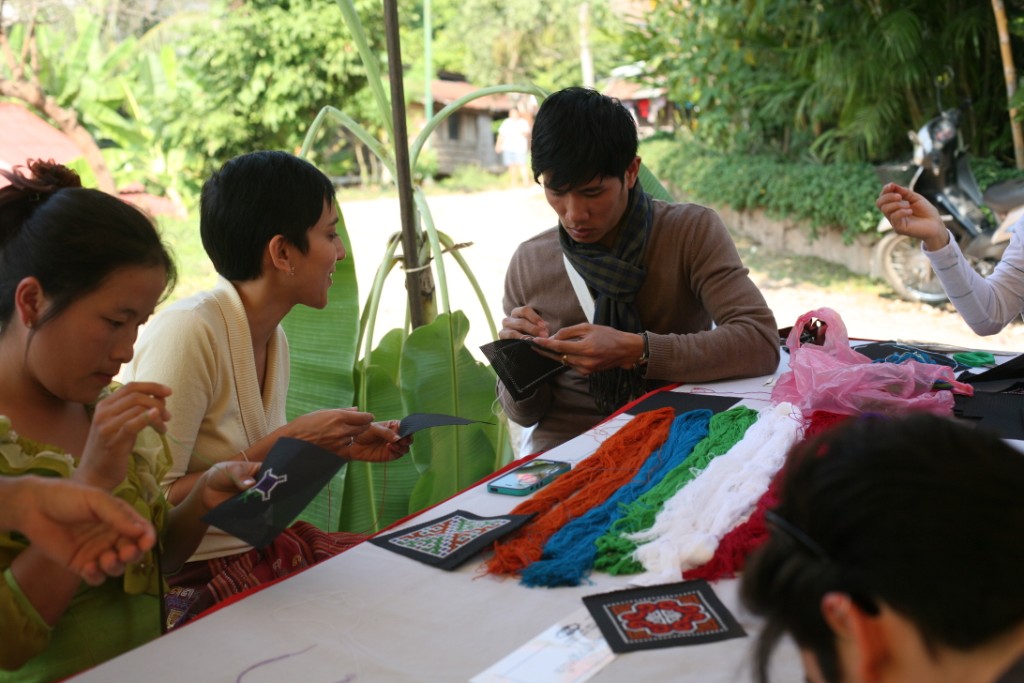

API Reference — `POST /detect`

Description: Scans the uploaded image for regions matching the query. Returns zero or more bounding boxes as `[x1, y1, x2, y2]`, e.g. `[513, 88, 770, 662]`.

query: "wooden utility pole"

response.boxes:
[383, 0, 435, 328]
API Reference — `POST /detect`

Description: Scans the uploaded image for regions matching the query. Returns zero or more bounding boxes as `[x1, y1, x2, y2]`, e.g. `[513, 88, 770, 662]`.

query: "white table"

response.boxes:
[72, 374, 803, 683]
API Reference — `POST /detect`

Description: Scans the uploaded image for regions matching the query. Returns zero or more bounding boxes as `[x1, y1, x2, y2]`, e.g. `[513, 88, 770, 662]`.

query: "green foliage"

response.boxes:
[24, 12, 139, 138]
[110, 44, 206, 205]
[401, 312, 511, 511]
[437, 164, 501, 192]
[281, 214, 360, 531]
[280, 1, 531, 531]
[157, 214, 217, 300]
[342, 329, 423, 532]
[154, 0, 384, 181]
[641, 135, 883, 243]
[628, 0, 1017, 164]
[972, 156, 1024, 189]
[402, 0, 630, 93]
[642, 134, 1024, 245]
[2, 10, 205, 204]
[2, 13, 139, 153]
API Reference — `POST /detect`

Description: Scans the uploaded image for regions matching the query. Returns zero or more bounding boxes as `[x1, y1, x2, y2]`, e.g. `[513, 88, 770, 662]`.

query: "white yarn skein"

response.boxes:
[628, 402, 804, 585]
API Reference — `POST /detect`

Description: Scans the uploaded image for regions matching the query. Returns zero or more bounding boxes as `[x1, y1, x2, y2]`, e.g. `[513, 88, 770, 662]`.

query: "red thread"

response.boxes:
[484, 408, 676, 576]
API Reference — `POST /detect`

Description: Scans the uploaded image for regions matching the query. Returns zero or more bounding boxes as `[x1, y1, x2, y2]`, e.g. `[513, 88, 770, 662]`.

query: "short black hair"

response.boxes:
[200, 151, 335, 281]
[742, 413, 1024, 683]
[0, 159, 176, 332]
[530, 87, 638, 190]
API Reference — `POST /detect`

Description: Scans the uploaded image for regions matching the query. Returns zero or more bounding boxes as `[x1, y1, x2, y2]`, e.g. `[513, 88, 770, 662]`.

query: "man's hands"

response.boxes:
[2, 477, 157, 586]
[500, 305, 551, 340]
[500, 306, 645, 376]
[531, 323, 645, 375]
[876, 183, 949, 252]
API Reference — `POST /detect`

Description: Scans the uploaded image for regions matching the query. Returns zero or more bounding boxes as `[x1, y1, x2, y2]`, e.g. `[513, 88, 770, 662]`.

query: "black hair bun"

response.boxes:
[2, 158, 83, 196]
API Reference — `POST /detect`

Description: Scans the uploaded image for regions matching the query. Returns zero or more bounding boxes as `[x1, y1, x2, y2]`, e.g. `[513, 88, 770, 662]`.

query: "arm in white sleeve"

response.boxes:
[925, 228, 1024, 336]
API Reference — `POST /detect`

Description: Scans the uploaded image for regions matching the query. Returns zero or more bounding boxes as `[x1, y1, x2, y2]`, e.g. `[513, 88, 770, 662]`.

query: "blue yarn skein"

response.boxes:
[519, 409, 712, 588]
[871, 351, 937, 365]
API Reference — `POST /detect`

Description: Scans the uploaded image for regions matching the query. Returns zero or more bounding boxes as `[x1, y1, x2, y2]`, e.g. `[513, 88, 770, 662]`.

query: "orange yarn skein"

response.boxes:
[485, 407, 675, 576]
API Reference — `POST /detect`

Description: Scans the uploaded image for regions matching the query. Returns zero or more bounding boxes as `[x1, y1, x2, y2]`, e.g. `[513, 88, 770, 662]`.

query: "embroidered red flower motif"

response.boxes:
[619, 598, 709, 635]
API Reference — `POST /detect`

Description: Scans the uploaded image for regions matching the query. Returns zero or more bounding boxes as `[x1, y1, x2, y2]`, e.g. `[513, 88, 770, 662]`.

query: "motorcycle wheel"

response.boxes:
[872, 232, 949, 304]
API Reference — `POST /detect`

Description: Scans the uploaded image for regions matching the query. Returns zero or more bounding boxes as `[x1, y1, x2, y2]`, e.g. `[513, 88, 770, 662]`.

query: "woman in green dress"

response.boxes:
[0, 159, 260, 682]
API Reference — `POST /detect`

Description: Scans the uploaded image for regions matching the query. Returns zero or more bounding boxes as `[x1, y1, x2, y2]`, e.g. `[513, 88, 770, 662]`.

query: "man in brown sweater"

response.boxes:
[498, 87, 780, 453]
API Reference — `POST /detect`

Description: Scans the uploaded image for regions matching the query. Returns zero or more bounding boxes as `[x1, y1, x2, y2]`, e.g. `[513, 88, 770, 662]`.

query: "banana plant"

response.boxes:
[282, 0, 545, 533]
[283, 0, 678, 533]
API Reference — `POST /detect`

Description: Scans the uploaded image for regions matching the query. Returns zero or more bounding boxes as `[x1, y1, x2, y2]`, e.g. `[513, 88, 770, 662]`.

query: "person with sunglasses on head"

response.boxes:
[742, 413, 1024, 683]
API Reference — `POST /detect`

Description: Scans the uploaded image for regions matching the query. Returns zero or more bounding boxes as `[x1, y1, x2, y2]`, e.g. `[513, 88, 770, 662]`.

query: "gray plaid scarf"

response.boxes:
[559, 183, 652, 412]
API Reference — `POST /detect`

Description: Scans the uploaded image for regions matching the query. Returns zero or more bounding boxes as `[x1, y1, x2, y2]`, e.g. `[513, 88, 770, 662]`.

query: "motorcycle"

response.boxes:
[872, 85, 1024, 304]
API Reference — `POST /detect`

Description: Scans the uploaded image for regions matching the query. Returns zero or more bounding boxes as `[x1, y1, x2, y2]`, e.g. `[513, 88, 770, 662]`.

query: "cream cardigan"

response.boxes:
[124, 277, 289, 560]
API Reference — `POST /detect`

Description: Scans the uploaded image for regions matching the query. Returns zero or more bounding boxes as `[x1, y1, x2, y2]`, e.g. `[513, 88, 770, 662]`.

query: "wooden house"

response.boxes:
[410, 78, 521, 177]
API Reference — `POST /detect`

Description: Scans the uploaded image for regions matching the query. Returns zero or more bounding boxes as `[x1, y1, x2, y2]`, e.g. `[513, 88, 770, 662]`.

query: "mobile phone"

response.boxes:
[487, 458, 571, 496]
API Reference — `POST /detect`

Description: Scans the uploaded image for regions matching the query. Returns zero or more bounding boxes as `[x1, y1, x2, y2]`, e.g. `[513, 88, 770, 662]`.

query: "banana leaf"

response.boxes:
[282, 203, 359, 531]
[402, 311, 513, 512]
[639, 163, 675, 202]
[340, 329, 424, 533]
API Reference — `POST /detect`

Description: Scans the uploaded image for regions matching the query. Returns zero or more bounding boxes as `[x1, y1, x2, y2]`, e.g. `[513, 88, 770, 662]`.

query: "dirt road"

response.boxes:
[341, 187, 1024, 359]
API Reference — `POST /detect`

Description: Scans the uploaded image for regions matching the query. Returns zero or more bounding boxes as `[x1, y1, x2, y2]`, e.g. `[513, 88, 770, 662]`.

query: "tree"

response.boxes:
[993, 0, 1024, 168]
[0, 7, 128, 192]
[401, 0, 630, 94]
[628, 0, 1021, 165]
[155, 0, 385, 181]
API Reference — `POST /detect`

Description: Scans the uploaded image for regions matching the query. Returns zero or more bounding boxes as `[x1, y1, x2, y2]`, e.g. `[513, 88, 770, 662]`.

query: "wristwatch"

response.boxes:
[633, 331, 650, 372]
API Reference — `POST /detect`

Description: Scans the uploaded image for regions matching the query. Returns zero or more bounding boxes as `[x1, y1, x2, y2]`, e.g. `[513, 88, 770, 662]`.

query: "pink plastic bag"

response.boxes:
[771, 308, 973, 416]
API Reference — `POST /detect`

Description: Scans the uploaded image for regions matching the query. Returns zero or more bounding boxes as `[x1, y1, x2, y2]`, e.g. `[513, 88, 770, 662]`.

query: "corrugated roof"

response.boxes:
[429, 80, 514, 112]
[603, 78, 665, 102]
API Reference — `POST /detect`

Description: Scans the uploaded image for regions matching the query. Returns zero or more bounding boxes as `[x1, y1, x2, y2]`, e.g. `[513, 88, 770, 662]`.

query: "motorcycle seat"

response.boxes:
[983, 178, 1024, 213]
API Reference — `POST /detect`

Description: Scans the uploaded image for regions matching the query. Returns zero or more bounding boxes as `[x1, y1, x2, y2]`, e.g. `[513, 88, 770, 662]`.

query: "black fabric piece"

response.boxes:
[202, 437, 347, 549]
[481, 338, 568, 401]
[953, 392, 1024, 441]
[397, 413, 493, 438]
[624, 390, 741, 416]
[369, 509, 534, 570]
[961, 352, 1024, 390]
[583, 580, 746, 653]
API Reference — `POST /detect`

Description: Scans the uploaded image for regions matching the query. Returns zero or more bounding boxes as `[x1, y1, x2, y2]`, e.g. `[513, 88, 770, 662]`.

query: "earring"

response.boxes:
[289, 266, 295, 276]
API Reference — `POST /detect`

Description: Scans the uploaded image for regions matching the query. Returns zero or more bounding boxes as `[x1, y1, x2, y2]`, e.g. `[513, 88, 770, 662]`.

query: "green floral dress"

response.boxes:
[0, 395, 171, 683]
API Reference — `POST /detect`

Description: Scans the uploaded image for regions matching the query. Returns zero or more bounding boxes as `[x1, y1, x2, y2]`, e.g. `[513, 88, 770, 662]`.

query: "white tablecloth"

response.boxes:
[72, 373, 803, 682]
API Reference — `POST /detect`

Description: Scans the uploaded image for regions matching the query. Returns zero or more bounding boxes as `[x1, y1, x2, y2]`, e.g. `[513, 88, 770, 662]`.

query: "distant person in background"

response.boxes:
[495, 108, 532, 186]
[497, 87, 779, 453]
[877, 182, 1024, 335]
[0, 476, 156, 587]
[742, 413, 1024, 683]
